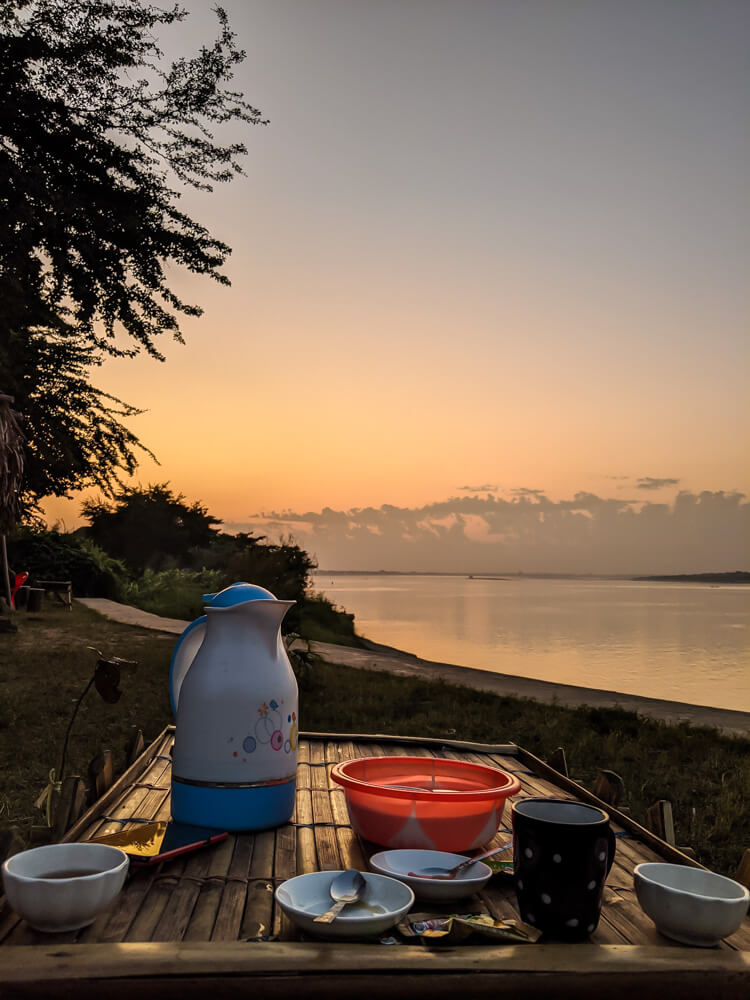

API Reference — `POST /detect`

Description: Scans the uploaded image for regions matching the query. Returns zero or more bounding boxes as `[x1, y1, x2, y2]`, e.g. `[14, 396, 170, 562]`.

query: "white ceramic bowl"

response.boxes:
[275, 870, 414, 938]
[2, 843, 130, 932]
[369, 849, 492, 901]
[634, 862, 749, 947]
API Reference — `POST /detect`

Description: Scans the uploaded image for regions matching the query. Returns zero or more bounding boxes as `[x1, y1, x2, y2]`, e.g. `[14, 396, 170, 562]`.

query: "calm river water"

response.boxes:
[312, 574, 750, 713]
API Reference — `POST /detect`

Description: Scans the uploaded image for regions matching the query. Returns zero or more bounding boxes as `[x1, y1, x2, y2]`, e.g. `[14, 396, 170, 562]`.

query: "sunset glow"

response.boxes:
[42, 0, 750, 573]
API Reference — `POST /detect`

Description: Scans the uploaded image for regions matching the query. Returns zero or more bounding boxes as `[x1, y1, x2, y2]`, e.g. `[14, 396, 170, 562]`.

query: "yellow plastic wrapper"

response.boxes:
[90, 821, 168, 857]
[397, 912, 542, 945]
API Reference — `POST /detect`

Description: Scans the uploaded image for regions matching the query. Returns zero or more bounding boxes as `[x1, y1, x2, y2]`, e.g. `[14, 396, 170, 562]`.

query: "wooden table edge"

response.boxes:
[1, 940, 748, 983]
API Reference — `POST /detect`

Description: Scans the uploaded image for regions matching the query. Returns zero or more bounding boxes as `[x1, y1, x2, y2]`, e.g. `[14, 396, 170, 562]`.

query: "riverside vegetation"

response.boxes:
[1, 602, 748, 879]
[5, 485, 361, 643]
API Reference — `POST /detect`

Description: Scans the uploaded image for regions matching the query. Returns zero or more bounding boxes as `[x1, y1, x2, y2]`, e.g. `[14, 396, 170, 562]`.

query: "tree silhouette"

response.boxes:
[0, 330, 153, 513]
[0, 1, 265, 506]
[0, 393, 24, 612]
[81, 483, 221, 574]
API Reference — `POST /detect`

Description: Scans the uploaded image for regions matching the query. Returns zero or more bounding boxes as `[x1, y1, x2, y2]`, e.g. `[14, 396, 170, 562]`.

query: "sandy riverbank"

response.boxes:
[314, 638, 750, 737]
[77, 598, 750, 737]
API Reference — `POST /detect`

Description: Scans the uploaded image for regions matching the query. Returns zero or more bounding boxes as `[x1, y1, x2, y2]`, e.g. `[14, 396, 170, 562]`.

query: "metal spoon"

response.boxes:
[313, 869, 366, 923]
[407, 842, 513, 879]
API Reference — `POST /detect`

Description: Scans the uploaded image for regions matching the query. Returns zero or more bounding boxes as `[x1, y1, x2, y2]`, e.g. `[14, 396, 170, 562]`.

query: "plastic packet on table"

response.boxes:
[486, 858, 514, 876]
[396, 912, 542, 945]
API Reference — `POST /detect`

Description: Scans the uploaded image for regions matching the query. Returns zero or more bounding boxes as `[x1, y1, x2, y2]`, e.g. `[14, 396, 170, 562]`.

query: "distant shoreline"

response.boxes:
[633, 572, 750, 584]
[317, 569, 750, 583]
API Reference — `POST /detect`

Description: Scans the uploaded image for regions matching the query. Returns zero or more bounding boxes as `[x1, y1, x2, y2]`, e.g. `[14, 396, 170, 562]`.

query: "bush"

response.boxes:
[121, 568, 224, 621]
[221, 534, 317, 633]
[7, 525, 127, 598]
[297, 595, 363, 646]
[123, 571, 363, 644]
[80, 485, 221, 575]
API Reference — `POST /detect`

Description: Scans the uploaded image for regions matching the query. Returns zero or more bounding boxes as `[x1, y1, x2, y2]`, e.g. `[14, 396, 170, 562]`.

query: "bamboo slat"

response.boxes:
[334, 825, 367, 872]
[306, 741, 341, 868]
[92, 867, 159, 944]
[294, 738, 316, 875]
[240, 878, 275, 941]
[240, 829, 276, 940]
[150, 875, 203, 942]
[329, 786, 350, 826]
[181, 880, 223, 942]
[124, 871, 184, 942]
[273, 820, 297, 940]
[176, 838, 236, 943]
[210, 837, 253, 942]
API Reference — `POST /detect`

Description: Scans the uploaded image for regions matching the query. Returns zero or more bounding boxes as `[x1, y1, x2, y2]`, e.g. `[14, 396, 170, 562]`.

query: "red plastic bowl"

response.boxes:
[331, 756, 521, 853]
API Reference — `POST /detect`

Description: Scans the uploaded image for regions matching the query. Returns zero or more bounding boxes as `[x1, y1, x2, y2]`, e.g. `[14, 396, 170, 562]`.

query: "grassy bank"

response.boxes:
[1, 603, 748, 877]
[121, 572, 365, 648]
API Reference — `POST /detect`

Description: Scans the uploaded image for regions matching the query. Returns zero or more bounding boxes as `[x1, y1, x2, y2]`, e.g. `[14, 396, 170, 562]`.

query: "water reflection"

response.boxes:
[313, 575, 750, 712]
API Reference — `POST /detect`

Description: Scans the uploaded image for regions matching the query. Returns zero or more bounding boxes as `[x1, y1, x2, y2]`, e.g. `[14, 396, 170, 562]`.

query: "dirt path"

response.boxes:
[77, 598, 750, 737]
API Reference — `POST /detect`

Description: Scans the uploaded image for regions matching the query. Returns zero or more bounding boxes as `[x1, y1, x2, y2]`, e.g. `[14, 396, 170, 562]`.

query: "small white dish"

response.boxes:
[276, 870, 414, 938]
[1, 842, 129, 932]
[634, 862, 749, 947]
[369, 849, 492, 901]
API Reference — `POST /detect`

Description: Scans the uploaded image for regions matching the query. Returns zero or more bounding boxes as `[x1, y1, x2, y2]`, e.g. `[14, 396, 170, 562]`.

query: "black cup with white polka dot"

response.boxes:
[512, 798, 616, 939]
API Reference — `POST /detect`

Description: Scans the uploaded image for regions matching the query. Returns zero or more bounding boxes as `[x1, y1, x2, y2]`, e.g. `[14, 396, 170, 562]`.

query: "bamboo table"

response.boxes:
[1, 727, 749, 998]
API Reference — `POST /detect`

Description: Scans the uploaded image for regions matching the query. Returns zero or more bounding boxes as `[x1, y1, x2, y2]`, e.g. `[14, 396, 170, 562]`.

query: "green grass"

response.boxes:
[0, 604, 174, 833]
[120, 568, 223, 621]
[1, 603, 748, 877]
[120, 575, 365, 647]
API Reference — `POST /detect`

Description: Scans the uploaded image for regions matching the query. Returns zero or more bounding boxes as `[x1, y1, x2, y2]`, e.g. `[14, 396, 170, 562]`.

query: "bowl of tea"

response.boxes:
[1, 842, 129, 932]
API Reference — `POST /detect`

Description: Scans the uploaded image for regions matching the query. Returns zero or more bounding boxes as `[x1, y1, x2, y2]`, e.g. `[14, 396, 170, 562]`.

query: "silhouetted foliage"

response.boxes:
[0, 331, 154, 514]
[80, 484, 222, 575]
[1, 0, 263, 359]
[0, 394, 24, 535]
[79, 482, 319, 632]
[297, 595, 359, 646]
[0, 1, 264, 505]
[7, 524, 126, 598]
[223, 533, 317, 632]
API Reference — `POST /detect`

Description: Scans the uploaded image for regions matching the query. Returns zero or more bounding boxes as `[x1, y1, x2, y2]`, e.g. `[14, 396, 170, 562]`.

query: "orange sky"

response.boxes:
[42, 1, 750, 571]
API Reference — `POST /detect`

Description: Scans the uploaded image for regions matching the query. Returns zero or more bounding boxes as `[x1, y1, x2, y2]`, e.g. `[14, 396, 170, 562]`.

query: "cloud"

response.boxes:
[510, 487, 547, 498]
[636, 477, 680, 490]
[232, 488, 749, 575]
[457, 484, 498, 493]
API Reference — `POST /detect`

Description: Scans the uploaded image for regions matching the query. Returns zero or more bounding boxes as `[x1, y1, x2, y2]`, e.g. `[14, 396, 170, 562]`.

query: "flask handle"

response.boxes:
[168, 616, 207, 716]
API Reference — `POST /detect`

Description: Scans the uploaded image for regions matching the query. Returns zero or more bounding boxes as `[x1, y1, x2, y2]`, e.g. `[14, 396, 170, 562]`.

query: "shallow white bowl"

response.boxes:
[634, 862, 749, 947]
[2, 843, 129, 932]
[369, 849, 492, 901]
[275, 870, 414, 938]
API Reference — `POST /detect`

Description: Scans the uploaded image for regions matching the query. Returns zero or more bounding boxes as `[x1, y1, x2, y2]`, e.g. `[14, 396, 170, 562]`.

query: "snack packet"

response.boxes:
[396, 912, 541, 945]
[486, 858, 514, 876]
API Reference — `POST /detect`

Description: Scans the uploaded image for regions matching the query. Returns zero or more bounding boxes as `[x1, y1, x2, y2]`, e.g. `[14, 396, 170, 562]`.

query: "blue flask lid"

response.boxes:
[201, 582, 278, 607]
